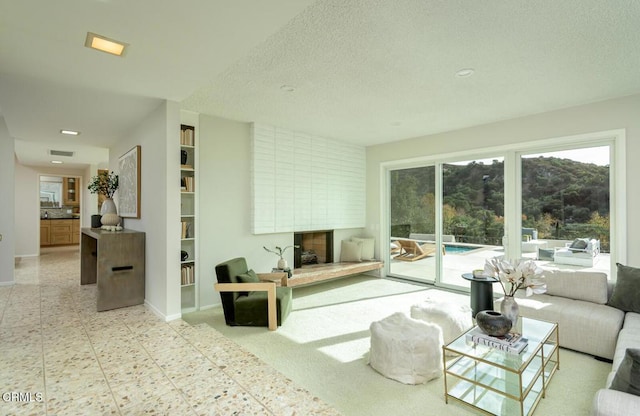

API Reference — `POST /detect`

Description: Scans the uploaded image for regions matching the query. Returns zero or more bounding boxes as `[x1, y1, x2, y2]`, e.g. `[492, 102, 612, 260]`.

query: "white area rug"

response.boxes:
[185, 275, 610, 415]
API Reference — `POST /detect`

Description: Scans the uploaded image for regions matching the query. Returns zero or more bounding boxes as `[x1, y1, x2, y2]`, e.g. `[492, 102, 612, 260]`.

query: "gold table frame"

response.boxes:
[443, 317, 560, 415]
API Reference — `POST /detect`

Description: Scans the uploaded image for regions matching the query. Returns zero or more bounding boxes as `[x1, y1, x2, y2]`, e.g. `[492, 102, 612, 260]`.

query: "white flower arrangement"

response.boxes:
[483, 258, 547, 297]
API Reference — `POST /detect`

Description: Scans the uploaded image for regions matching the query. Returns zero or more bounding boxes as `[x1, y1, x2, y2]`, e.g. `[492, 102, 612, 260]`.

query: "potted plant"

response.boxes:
[263, 245, 299, 270]
[88, 171, 120, 226]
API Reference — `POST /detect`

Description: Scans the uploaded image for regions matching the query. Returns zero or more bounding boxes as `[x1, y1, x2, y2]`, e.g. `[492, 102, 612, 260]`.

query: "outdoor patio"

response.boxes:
[389, 239, 611, 291]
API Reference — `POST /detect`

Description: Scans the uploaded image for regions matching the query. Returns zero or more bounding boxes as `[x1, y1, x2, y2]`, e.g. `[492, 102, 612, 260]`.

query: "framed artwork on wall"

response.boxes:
[118, 145, 141, 218]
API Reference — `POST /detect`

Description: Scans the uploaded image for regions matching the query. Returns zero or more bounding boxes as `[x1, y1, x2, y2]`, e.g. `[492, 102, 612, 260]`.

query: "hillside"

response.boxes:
[390, 157, 610, 249]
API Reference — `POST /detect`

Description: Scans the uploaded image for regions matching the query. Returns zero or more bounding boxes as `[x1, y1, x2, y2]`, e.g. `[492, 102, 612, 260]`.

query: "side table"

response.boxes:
[461, 273, 499, 318]
[81, 228, 145, 311]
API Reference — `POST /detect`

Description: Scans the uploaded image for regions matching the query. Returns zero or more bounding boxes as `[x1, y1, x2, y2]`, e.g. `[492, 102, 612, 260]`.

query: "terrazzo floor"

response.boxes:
[1, 246, 339, 415]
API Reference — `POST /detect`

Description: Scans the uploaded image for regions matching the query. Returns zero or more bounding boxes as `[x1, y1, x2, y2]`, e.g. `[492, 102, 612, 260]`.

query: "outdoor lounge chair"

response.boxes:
[393, 240, 444, 262]
[554, 238, 600, 267]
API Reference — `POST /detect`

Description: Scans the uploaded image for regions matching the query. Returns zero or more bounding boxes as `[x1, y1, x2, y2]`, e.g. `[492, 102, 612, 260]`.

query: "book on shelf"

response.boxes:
[466, 326, 529, 354]
[181, 264, 195, 285]
[180, 128, 194, 146]
[181, 221, 192, 239]
[180, 164, 193, 169]
[181, 176, 194, 192]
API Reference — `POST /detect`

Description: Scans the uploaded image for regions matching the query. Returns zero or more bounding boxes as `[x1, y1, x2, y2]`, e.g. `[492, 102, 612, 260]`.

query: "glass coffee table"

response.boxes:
[443, 317, 559, 416]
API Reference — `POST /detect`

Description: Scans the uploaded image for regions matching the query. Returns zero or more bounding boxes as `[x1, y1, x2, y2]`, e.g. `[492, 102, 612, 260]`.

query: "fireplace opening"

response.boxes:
[294, 230, 334, 269]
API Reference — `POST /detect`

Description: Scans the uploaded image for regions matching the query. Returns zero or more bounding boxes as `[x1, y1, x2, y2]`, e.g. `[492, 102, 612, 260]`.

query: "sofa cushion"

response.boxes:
[235, 287, 292, 326]
[340, 240, 362, 262]
[593, 388, 640, 416]
[609, 263, 640, 313]
[505, 292, 624, 360]
[609, 313, 640, 386]
[610, 348, 640, 396]
[237, 269, 260, 283]
[622, 312, 640, 332]
[569, 238, 589, 250]
[351, 237, 375, 260]
[543, 270, 609, 304]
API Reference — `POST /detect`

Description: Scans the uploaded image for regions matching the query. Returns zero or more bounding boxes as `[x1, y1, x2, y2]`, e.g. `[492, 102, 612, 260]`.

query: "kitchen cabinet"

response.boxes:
[72, 219, 80, 244]
[40, 219, 80, 246]
[40, 220, 51, 246]
[62, 177, 79, 206]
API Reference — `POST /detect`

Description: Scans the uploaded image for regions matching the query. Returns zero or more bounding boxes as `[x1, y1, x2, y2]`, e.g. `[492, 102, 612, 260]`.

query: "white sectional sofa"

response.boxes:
[495, 268, 640, 415]
[593, 312, 640, 416]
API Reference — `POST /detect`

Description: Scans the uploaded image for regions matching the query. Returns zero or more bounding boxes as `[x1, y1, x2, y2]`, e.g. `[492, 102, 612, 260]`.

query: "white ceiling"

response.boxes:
[2, 0, 640, 169]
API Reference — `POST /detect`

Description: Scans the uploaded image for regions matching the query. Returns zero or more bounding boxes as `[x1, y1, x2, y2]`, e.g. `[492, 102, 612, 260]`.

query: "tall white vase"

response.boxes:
[100, 198, 120, 226]
[500, 295, 520, 330]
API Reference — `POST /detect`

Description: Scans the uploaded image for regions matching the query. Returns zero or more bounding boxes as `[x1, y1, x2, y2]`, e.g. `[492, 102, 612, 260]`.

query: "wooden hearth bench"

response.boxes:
[283, 261, 384, 288]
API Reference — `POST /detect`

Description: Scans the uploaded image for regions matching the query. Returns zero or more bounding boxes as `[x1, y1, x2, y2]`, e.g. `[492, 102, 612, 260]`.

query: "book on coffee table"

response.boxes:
[466, 327, 529, 354]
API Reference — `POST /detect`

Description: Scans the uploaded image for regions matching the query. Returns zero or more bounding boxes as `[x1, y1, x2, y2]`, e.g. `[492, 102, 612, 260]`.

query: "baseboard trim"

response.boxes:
[144, 300, 182, 322]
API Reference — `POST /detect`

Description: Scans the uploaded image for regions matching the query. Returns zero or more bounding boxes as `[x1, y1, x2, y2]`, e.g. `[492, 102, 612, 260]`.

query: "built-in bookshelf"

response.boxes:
[180, 122, 198, 312]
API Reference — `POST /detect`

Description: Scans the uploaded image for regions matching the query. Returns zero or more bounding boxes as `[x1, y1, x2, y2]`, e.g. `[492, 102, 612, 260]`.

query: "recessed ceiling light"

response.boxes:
[456, 68, 475, 77]
[85, 32, 128, 56]
[280, 85, 295, 92]
[51, 160, 63, 164]
[60, 129, 80, 136]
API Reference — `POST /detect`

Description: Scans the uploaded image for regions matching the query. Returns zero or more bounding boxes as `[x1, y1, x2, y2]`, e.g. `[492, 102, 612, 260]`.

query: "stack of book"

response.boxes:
[466, 326, 529, 354]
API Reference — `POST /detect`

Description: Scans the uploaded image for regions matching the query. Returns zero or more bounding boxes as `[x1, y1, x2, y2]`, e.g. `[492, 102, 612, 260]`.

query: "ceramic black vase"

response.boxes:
[181, 150, 188, 165]
[475, 310, 512, 336]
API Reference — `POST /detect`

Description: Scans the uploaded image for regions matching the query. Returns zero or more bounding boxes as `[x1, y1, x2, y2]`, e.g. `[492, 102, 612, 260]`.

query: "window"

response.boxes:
[519, 146, 611, 274]
[384, 130, 624, 290]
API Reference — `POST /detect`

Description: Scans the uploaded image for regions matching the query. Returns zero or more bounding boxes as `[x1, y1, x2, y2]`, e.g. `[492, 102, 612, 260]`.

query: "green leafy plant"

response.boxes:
[263, 245, 299, 259]
[87, 171, 119, 198]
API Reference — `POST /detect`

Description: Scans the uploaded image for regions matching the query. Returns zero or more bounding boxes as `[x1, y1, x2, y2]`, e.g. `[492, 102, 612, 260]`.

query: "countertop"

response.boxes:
[41, 217, 79, 220]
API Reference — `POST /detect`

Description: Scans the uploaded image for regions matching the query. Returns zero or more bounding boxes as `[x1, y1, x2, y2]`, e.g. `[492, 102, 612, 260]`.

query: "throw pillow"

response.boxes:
[237, 269, 260, 283]
[569, 238, 589, 250]
[608, 263, 640, 313]
[610, 348, 640, 396]
[351, 237, 375, 260]
[340, 240, 362, 262]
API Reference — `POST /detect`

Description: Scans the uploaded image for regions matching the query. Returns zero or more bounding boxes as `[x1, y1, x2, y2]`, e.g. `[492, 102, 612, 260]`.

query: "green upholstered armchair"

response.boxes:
[214, 257, 292, 331]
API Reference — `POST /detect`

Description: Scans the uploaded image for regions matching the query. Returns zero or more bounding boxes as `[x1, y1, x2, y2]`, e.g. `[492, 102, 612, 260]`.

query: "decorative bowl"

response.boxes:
[476, 310, 512, 337]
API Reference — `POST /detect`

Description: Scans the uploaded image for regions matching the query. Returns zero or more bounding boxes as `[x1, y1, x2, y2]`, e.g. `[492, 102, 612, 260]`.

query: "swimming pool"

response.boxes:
[444, 245, 479, 254]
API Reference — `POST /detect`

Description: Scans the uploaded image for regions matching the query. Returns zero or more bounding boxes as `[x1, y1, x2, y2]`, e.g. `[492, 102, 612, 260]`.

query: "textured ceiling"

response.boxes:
[0, 0, 315, 167]
[183, 0, 640, 145]
[2, 0, 640, 168]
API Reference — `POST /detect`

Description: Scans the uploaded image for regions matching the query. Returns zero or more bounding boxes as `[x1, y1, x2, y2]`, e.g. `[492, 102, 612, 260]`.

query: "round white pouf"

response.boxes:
[410, 299, 473, 345]
[369, 312, 443, 385]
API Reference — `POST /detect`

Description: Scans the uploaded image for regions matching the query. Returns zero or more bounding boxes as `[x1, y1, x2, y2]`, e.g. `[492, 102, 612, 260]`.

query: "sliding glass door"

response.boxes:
[389, 166, 436, 283]
[388, 157, 504, 290]
[440, 158, 504, 288]
[520, 146, 611, 275]
[386, 135, 619, 290]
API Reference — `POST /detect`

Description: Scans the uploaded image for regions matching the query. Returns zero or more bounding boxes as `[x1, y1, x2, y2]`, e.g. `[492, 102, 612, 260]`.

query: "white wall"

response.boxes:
[0, 118, 15, 284]
[14, 161, 86, 257]
[84, 164, 100, 225]
[110, 100, 181, 320]
[13, 161, 39, 257]
[198, 114, 365, 309]
[366, 93, 640, 266]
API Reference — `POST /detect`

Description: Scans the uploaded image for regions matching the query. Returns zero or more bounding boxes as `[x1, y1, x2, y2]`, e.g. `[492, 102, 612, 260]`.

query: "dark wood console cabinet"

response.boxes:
[81, 228, 145, 311]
